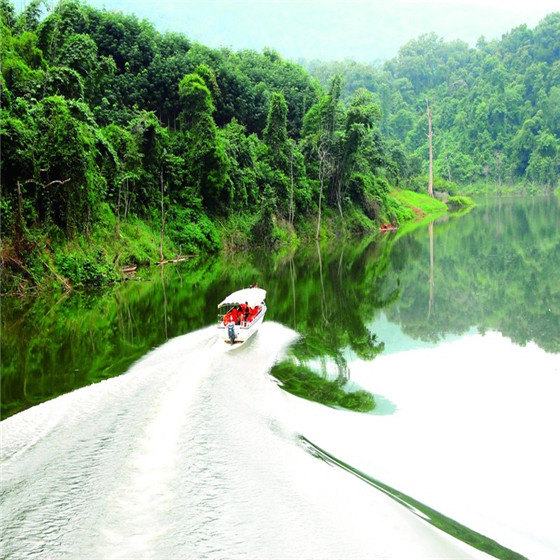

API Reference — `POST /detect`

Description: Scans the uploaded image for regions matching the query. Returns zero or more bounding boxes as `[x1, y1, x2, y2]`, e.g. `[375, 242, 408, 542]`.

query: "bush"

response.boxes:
[168, 207, 221, 254]
[382, 195, 415, 225]
[447, 195, 475, 209]
[55, 249, 117, 287]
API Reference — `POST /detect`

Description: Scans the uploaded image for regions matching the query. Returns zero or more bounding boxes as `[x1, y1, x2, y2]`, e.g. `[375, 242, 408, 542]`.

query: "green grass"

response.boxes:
[389, 189, 448, 216]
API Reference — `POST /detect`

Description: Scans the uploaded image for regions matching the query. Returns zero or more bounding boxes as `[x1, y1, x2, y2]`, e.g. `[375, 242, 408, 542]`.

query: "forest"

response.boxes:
[306, 13, 560, 189]
[1, 0, 558, 291]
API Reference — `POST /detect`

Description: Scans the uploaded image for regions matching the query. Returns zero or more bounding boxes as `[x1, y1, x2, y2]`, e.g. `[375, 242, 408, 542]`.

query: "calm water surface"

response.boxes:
[1, 196, 559, 559]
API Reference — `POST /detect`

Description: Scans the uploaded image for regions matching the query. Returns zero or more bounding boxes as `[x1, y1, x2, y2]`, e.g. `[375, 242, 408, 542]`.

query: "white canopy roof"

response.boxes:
[218, 287, 267, 308]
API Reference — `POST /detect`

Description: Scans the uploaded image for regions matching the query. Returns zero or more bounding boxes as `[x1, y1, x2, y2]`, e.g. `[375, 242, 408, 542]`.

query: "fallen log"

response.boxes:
[153, 256, 191, 266]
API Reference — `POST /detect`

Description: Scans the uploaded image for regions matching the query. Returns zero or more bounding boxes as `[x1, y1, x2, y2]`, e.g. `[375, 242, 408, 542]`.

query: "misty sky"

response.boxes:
[84, 0, 559, 62]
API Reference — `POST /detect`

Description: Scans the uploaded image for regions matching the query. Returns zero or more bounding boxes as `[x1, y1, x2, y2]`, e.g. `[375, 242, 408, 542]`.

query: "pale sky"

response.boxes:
[84, 0, 560, 61]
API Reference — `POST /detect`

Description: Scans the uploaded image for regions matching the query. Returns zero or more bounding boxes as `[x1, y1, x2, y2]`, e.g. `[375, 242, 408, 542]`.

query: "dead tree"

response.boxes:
[426, 98, 434, 197]
[289, 140, 295, 226]
[159, 166, 166, 262]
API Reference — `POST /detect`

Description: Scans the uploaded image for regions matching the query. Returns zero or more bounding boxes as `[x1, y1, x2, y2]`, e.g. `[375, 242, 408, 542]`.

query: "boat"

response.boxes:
[217, 286, 267, 346]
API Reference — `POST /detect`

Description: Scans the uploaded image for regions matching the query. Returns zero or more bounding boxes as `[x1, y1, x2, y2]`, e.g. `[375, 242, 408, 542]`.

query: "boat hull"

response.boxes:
[217, 304, 267, 346]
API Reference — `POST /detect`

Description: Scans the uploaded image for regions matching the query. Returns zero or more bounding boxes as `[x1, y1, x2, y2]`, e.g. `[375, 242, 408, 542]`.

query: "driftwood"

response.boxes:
[154, 256, 191, 266]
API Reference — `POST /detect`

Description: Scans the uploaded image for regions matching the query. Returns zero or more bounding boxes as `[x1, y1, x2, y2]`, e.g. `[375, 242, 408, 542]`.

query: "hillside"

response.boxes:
[306, 13, 560, 190]
[2, 1, 556, 292]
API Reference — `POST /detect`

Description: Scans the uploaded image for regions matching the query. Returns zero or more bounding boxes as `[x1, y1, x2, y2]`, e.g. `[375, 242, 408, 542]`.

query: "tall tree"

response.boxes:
[426, 98, 434, 197]
[179, 70, 230, 212]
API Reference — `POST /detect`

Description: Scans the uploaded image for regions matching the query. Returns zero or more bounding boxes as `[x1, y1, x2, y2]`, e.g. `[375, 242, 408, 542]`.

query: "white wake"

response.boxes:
[2, 323, 489, 559]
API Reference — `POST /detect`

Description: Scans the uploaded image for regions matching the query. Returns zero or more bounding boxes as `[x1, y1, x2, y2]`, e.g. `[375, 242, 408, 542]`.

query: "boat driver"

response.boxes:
[243, 302, 251, 323]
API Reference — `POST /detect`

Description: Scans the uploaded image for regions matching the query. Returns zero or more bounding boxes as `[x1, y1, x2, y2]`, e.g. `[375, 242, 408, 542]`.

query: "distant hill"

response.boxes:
[306, 14, 560, 187]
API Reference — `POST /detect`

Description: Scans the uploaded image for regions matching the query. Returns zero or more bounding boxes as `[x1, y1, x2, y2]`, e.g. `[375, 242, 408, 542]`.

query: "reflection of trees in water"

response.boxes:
[1, 257, 222, 417]
[161, 264, 168, 340]
[428, 221, 434, 321]
[2, 231, 401, 416]
[386, 196, 560, 353]
[4, 197, 556, 417]
[268, 235, 399, 411]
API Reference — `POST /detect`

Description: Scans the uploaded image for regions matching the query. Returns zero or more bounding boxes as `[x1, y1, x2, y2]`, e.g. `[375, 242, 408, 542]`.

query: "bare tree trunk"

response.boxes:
[316, 143, 331, 240]
[289, 142, 295, 225]
[316, 169, 324, 240]
[159, 167, 165, 262]
[124, 178, 130, 220]
[446, 153, 452, 183]
[426, 98, 434, 197]
[115, 181, 121, 239]
[86, 205, 91, 241]
[15, 181, 24, 254]
[336, 190, 343, 219]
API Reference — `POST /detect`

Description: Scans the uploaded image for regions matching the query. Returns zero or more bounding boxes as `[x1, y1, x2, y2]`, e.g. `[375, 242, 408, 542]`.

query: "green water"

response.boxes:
[2, 195, 559, 418]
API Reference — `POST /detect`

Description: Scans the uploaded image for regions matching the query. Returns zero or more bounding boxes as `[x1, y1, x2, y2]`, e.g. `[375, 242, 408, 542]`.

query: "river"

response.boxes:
[1, 195, 559, 559]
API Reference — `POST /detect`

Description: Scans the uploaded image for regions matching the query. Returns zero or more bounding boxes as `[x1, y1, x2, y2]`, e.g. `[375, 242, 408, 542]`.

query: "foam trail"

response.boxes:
[2, 323, 489, 559]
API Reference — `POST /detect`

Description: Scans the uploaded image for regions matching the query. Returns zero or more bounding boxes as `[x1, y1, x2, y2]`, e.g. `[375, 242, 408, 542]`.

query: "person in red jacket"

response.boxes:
[243, 302, 251, 323]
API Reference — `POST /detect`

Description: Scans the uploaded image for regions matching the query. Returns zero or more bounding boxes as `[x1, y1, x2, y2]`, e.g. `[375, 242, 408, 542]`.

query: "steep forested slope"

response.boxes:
[2, 0, 417, 293]
[3, 1, 554, 292]
[307, 14, 560, 189]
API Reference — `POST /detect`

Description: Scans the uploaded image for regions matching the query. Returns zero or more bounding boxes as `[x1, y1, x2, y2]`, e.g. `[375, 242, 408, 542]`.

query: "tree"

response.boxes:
[301, 74, 345, 217]
[263, 92, 289, 163]
[179, 70, 230, 212]
[526, 130, 560, 186]
[426, 98, 434, 196]
[31, 96, 104, 234]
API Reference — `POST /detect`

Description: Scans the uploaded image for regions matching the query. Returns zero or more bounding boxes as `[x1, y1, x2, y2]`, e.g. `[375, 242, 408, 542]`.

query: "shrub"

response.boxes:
[55, 249, 116, 287]
[447, 195, 475, 209]
[168, 207, 221, 254]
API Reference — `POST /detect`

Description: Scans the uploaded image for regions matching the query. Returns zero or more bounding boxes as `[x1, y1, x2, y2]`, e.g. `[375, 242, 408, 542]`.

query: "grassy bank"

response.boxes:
[0, 190, 464, 295]
[388, 189, 448, 217]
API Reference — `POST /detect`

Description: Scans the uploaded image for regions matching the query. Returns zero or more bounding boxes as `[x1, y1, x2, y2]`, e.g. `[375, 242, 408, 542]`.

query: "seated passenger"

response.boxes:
[229, 308, 238, 324]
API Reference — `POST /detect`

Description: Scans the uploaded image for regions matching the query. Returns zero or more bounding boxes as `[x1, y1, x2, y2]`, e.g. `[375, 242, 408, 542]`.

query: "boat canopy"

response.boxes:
[218, 287, 266, 308]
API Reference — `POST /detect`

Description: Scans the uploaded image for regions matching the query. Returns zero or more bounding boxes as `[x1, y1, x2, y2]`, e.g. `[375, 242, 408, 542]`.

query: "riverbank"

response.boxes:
[2, 195, 557, 421]
[0, 190, 467, 295]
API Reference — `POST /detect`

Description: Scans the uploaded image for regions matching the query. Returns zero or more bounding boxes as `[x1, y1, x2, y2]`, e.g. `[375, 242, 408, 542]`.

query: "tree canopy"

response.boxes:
[1, 1, 558, 291]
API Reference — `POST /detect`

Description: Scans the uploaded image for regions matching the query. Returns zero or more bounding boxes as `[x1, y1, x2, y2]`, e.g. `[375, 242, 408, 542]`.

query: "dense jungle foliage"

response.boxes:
[1, 1, 557, 292]
[1, 0, 414, 291]
[306, 12, 560, 189]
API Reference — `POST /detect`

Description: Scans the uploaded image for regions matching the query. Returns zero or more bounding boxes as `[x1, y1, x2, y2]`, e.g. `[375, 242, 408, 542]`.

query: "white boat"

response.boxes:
[217, 286, 267, 346]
